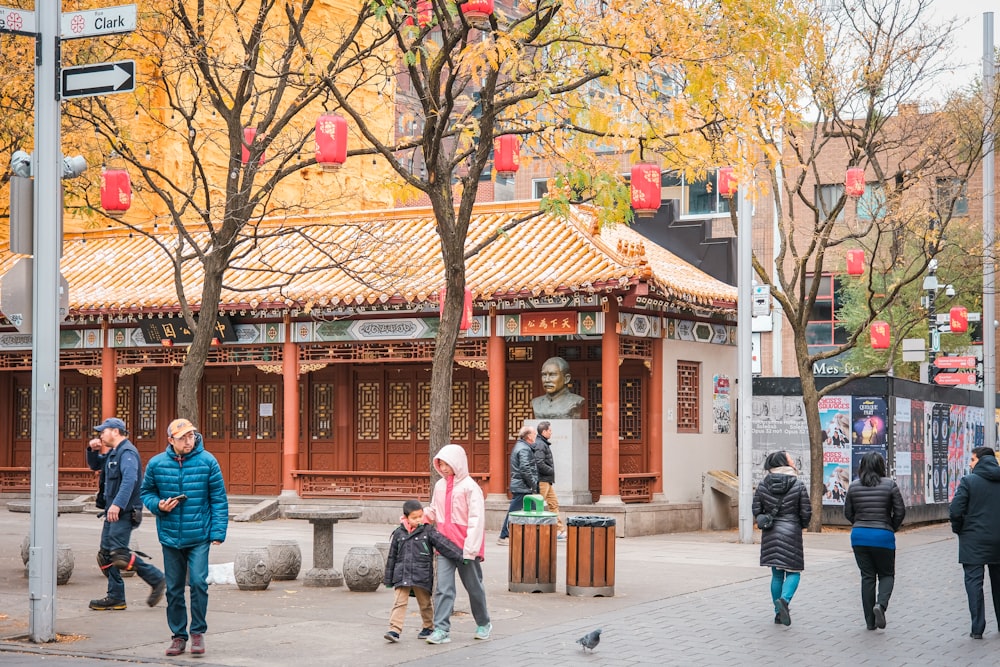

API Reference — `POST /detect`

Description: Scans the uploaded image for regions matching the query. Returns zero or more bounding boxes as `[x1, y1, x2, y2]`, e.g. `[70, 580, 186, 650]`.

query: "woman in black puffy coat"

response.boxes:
[752, 451, 812, 626]
[844, 451, 905, 630]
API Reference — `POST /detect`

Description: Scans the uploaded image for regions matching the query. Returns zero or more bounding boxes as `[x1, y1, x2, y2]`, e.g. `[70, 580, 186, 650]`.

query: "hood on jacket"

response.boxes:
[764, 470, 798, 495]
[434, 443, 470, 481]
[168, 433, 205, 460]
[973, 455, 1000, 482]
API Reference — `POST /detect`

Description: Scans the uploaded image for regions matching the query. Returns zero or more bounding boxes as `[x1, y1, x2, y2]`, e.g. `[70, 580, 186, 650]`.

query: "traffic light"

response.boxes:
[9, 150, 87, 255]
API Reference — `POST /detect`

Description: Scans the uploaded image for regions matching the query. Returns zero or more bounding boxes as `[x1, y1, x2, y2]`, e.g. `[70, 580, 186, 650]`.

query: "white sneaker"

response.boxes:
[496, 537, 508, 546]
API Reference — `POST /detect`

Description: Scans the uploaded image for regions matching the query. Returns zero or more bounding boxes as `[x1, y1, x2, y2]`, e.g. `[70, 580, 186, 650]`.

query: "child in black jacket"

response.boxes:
[383, 499, 463, 642]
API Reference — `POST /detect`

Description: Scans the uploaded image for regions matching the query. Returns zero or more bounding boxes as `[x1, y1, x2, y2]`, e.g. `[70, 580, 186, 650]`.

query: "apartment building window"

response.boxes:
[629, 168, 732, 218]
[532, 178, 548, 199]
[816, 184, 846, 222]
[936, 177, 968, 216]
[856, 183, 885, 221]
[676, 361, 700, 433]
[805, 274, 847, 354]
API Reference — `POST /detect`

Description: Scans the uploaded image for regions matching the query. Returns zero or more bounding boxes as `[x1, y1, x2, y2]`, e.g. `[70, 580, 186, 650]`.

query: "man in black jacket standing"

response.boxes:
[532, 422, 565, 539]
[496, 426, 539, 546]
[950, 446, 1000, 639]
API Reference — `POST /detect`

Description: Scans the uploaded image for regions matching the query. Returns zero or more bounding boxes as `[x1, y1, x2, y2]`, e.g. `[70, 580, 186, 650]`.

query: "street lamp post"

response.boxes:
[924, 260, 940, 383]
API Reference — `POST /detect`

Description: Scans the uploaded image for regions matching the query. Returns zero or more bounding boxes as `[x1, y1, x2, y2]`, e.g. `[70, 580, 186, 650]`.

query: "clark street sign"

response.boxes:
[62, 4, 137, 39]
[61, 60, 135, 99]
[0, 7, 35, 35]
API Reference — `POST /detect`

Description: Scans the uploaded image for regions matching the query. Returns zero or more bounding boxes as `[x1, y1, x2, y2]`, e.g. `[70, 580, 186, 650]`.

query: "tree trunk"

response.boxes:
[175, 254, 228, 426]
[799, 366, 825, 532]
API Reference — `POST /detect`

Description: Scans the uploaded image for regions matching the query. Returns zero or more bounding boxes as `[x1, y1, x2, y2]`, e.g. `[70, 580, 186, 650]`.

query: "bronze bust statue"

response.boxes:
[531, 356, 585, 419]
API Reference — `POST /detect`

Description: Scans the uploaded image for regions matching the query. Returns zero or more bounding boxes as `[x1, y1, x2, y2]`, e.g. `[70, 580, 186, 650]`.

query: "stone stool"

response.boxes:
[267, 540, 302, 581]
[343, 546, 384, 592]
[21, 536, 74, 585]
[234, 546, 272, 591]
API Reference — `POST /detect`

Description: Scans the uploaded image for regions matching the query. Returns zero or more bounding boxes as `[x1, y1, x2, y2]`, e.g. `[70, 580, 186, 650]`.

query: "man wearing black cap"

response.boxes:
[86, 417, 165, 611]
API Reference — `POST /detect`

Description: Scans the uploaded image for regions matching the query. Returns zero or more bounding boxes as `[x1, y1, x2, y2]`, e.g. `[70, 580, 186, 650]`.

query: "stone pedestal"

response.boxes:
[267, 540, 302, 581]
[343, 546, 384, 592]
[526, 418, 592, 505]
[234, 546, 272, 591]
[284, 507, 361, 587]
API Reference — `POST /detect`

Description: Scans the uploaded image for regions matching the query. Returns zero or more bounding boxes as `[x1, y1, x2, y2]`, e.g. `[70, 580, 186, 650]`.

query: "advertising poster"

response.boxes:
[712, 374, 731, 434]
[893, 398, 913, 506]
[931, 403, 950, 503]
[750, 396, 810, 491]
[948, 405, 968, 501]
[909, 400, 927, 506]
[852, 397, 887, 480]
[820, 396, 852, 505]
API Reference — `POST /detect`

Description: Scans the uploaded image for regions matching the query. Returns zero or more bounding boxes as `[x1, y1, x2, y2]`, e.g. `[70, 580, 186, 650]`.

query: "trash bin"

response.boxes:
[508, 494, 558, 593]
[566, 515, 615, 597]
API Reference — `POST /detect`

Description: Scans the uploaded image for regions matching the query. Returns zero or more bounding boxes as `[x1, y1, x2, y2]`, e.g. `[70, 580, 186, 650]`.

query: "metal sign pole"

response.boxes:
[982, 13, 996, 451]
[737, 182, 754, 545]
[29, 0, 61, 642]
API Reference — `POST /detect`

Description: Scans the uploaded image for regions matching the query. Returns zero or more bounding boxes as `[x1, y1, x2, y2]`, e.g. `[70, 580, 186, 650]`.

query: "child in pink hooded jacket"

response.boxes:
[422, 444, 492, 644]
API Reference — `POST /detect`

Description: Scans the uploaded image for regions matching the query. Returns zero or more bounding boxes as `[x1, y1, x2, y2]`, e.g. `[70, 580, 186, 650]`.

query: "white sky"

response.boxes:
[933, 0, 997, 90]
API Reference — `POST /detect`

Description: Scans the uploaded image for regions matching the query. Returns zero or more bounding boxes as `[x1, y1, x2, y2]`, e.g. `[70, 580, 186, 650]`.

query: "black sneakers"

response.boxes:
[89, 597, 126, 611]
[148, 579, 166, 607]
[417, 627, 433, 639]
[384, 631, 400, 643]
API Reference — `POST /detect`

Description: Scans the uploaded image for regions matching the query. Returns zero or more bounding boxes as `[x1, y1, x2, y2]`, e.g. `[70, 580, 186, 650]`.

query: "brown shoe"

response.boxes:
[191, 633, 205, 656]
[165, 637, 186, 656]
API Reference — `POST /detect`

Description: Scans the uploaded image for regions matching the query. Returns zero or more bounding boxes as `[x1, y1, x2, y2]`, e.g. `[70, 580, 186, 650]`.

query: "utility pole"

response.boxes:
[29, 0, 61, 642]
[982, 12, 996, 451]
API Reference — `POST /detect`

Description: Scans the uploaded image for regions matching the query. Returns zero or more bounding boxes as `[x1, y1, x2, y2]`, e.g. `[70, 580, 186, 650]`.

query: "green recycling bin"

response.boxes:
[508, 494, 558, 593]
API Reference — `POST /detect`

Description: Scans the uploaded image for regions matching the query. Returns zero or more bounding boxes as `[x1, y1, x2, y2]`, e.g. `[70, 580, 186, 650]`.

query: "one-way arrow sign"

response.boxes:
[61, 60, 135, 99]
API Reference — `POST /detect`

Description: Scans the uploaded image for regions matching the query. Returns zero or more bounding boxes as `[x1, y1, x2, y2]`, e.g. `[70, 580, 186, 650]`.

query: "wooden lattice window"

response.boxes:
[88, 387, 102, 433]
[257, 384, 277, 438]
[388, 382, 411, 440]
[232, 385, 252, 439]
[677, 361, 700, 433]
[356, 382, 380, 440]
[64, 386, 84, 439]
[135, 385, 155, 439]
[205, 385, 225, 439]
[311, 383, 334, 440]
[507, 380, 534, 439]
[451, 381, 468, 440]
[475, 380, 490, 441]
[16, 386, 31, 438]
[416, 381, 431, 440]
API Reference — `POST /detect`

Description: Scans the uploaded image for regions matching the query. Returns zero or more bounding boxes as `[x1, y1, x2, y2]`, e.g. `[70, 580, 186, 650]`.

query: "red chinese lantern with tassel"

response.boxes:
[846, 249, 865, 276]
[100, 169, 132, 217]
[241, 127, 264, 165]
[630, 163, 661, 218]
[845, 167, 866, 197]
[950, 306, 968, 334]
[718, 166, 736, 199]
[405, 0, 433, 27]
[460, 0, 493, 23]
[439, 287, 473, 331]
[870, 320, 890, 349]
[493, 135, 519, 179]
[315, 114, 348, 171]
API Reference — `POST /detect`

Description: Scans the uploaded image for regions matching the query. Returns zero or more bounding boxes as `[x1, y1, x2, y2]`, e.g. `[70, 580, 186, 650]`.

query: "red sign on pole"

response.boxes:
[933, 356, 977, 370]
[934, 372, 977, 385]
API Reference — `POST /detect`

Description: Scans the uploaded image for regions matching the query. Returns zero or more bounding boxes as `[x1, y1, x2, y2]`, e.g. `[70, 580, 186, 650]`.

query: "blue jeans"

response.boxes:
[432, 554, 490, 633]
[963, 563, 1000, 636]
[499, 493, 527, 539]
[99, 516, 164, 601]
[770, 568, 801, 608]
[161, 542, 211, 640]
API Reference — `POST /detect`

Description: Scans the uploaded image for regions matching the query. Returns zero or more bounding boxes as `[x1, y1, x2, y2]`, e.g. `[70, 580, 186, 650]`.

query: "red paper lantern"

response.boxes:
[845, 167, 866, 198]
[100, 168, 132, 217]
[241, 127, 264, 165]
[493, 135, 519, 179]
[846, 249, 865, 276]
[315, 114, 348, 171]
[439, 287, 473, 331]
[718, 166, 736, 198]
[630, 163, 661, 218]
[950, 306, 969, 334]
[405, 0, 433, 27]
[870, 320, 890, 349]
[460, 0, 493, 23]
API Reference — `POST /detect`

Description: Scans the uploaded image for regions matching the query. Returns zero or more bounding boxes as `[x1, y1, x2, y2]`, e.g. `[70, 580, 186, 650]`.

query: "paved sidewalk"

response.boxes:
[0, 508, 992, 666]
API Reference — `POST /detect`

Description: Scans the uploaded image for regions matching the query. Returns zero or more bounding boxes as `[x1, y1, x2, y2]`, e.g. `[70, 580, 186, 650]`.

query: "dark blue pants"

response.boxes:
[99, 516, 163, 601]
[963, 563, 1000, 636]
[162, 542, 211, 640]
[498, 493, 527, 539]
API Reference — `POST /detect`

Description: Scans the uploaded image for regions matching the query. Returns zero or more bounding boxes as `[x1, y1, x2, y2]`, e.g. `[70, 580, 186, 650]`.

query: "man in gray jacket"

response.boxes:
[950, 446, 1000, 639]
[496, 426, 539, 545]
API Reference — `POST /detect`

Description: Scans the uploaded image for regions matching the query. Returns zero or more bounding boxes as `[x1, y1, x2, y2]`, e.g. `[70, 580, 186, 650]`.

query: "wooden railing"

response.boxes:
[0, 467, 98, 494]
[291, 470, 490, 500]
[619, 473, 659, 503]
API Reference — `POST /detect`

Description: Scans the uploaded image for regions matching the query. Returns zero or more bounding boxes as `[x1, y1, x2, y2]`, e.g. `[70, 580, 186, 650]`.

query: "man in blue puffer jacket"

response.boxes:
[141, 418, 228, 658]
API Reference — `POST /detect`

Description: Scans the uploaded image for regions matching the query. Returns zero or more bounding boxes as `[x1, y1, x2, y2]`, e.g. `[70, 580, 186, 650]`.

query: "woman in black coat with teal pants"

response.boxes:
[752, 451, 812, 627]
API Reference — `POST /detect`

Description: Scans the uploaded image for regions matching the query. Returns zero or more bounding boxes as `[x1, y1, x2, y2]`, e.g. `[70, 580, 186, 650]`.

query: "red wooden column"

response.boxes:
[649, 335, 664, 498]
[599, 299, 622, 503]
[101, 322, 116, 419]
[486, 313, 507, 498]
[281, 315, 300, 496]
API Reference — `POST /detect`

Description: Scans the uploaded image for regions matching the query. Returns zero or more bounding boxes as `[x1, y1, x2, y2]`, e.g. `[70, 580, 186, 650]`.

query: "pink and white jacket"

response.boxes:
[424, 444, 486, 561]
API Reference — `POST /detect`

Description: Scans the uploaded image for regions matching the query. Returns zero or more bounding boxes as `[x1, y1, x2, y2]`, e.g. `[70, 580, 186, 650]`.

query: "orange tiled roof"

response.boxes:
[3, 202, 736, 317]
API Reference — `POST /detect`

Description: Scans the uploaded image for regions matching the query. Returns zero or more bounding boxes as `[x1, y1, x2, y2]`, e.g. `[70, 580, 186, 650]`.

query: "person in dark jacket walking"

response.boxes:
[382, 500, 464, 643]
[949, 446, 1000, 639]
[532, 422, 565, 538]
[497, 426, 539, 545]
[752, 451, 811, 626]
[844, 451, 906, 630]
[86, 418, 166, 611]
[141, 418, 228, 658]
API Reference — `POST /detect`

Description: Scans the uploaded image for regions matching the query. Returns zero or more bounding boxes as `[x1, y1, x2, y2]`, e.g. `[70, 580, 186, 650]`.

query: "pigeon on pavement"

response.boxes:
[576, 628, 602, 651]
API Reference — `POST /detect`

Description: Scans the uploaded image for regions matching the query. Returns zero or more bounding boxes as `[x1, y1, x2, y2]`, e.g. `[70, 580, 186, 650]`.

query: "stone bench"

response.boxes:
[7, 500, 85, 514]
